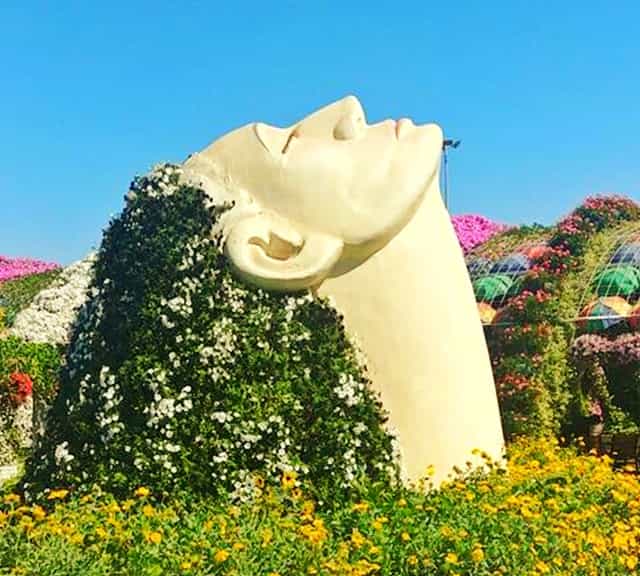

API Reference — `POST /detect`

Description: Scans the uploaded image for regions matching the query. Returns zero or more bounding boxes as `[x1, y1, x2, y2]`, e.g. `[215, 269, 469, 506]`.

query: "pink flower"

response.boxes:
[451, 214, 510, 254]
[0, 255, 60, 282]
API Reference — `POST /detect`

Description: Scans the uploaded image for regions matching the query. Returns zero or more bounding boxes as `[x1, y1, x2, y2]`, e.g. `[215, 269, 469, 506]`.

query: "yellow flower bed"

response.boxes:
[1, 438, 640, 574]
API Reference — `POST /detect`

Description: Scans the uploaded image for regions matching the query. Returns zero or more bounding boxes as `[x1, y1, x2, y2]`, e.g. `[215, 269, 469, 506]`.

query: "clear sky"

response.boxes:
[2, 1, 639, 264]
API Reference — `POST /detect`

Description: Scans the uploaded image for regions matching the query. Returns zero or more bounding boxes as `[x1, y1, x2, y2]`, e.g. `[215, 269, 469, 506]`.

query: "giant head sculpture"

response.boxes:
[25, 97, 503, 498]
[183, 95, 505, 484]
[184, 96, 442, 290]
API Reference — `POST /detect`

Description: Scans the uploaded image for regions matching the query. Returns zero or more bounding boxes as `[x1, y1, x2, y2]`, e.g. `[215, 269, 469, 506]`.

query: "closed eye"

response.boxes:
[282, 128, 299, 154]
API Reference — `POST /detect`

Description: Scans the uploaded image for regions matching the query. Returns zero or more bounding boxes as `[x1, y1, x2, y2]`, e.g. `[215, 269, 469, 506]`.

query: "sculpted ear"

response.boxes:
[224, 213, 344, 292]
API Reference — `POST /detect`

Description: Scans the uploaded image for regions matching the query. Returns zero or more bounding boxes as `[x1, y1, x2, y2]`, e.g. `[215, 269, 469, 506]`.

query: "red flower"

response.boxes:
[8, 372, 33, 405]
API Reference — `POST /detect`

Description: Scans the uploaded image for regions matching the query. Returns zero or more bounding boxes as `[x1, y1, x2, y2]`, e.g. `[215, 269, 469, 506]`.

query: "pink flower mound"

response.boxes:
[451, 214, 510, 254]
[0, 255, 60, 283]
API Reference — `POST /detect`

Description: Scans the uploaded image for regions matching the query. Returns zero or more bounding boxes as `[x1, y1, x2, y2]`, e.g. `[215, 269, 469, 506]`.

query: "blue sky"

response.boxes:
[2, 1, 639, 264]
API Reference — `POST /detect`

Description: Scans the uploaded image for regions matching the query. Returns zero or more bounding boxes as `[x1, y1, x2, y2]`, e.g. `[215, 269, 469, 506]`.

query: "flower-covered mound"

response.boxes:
[4, 438, 640, 575]
[23, 164, 397, 502]
[0, 255, 60, 283]
[466, 196, 640, 439]
[10, 253, 96, 345]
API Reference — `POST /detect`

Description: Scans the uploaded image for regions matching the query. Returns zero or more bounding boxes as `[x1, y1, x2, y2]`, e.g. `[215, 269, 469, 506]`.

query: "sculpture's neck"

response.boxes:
[318, 182, 504, 483]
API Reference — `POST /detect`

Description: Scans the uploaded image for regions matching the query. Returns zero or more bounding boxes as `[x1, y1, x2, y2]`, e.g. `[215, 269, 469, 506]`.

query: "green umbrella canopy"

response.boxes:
[473, 274, 516, 302]
[593, 265, 640, 297]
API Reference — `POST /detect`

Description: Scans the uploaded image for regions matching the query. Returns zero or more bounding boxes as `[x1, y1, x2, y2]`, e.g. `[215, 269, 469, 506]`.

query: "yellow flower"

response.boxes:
[104, 502, 121, 515]
[95, 527, 108, 539]
[232, 542, 246, 551]
[69, 532, 84, 545]
[3, 493, 20, 505]
[142, 504, 155, 517]
[535, 560, 550, 574]
[471, 546, 485, 563]
[281, 470, 297, 489]
[254, 475, 265, 489]
[351, 501, 369, 513]
[46, 489, 69, 500]
[445, 552, 459, 565]
[372, 516, 388, 531]
[261, 528, 273, 546]
[214, 549, 230, 563]
[351, 528, 366, 548]
[397, 498, 407, 507]
[300, 518, 328, 545]
[291, 487, 303, 500]
[408, 555, 418, 566]
[31, 505, 46, 521]
[401, 531, 411, 542]
[626, 556, 638, 570]
[180, 561, 193, 571]
[134, 486, 150, 498]
[144, 530, 162, 544]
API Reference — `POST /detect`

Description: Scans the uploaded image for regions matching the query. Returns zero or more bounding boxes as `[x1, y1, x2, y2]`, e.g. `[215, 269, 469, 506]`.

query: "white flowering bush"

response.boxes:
[10, 253, 96, 346]
[0, 398, 32, 466]
[24, 165, 397, 502]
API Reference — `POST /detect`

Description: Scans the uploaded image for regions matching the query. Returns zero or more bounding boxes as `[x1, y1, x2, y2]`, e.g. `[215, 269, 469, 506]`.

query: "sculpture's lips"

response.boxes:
[395, 118, 414, 140]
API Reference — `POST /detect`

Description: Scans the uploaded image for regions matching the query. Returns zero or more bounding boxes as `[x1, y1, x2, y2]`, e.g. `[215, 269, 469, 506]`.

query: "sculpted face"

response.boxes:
[184, 96, 443, 291]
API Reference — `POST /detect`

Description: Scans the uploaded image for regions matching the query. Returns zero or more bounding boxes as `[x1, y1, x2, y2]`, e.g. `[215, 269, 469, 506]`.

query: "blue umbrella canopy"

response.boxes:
[466, 256, 492, 276]
[611, 243, 640, 266]
[489, 253, 531, 275]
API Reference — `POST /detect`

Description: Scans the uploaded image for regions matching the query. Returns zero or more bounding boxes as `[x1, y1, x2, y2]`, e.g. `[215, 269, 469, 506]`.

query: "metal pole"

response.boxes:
[442, 147, 449, 210]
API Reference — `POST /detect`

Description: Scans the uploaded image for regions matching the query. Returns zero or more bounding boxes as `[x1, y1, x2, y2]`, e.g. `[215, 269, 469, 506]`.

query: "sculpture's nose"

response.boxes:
[294, 95, 366, 139]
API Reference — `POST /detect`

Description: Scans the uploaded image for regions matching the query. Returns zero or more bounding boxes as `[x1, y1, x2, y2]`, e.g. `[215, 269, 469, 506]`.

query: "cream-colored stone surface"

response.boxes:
[183, 96, 504, 484]
[184, 96, 442, 290]
[318, 182, 504, 484]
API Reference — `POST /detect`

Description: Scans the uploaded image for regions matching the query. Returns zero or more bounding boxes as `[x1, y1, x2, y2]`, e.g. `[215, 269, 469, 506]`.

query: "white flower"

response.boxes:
[54, 441, 75, 466]
[10, 253, 97, 345]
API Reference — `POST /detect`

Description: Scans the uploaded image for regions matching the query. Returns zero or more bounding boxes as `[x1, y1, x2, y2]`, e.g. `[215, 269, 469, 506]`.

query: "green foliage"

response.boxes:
[4, 438, 640, 575]
[0, 270, 61, 327]
[472, 223, 552, 261]
[0, 337, 62, 404]
[481, 197, 640, 439]
[24, 164, 396, 503]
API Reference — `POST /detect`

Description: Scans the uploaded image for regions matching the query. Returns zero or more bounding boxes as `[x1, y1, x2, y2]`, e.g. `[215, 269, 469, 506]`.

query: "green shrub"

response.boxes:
[0, 337, 62, 405]
[23, 164, 397, 503]
[0, 270, 61, 327]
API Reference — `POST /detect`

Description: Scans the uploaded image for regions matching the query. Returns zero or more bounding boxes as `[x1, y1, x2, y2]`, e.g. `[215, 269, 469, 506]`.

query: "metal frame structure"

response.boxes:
[570, 224, 640, 329]
[466, 240, 551, 326]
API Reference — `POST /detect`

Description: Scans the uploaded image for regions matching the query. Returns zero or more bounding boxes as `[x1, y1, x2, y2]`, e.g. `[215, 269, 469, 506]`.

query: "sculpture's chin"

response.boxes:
[331, 165, 439, 278]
